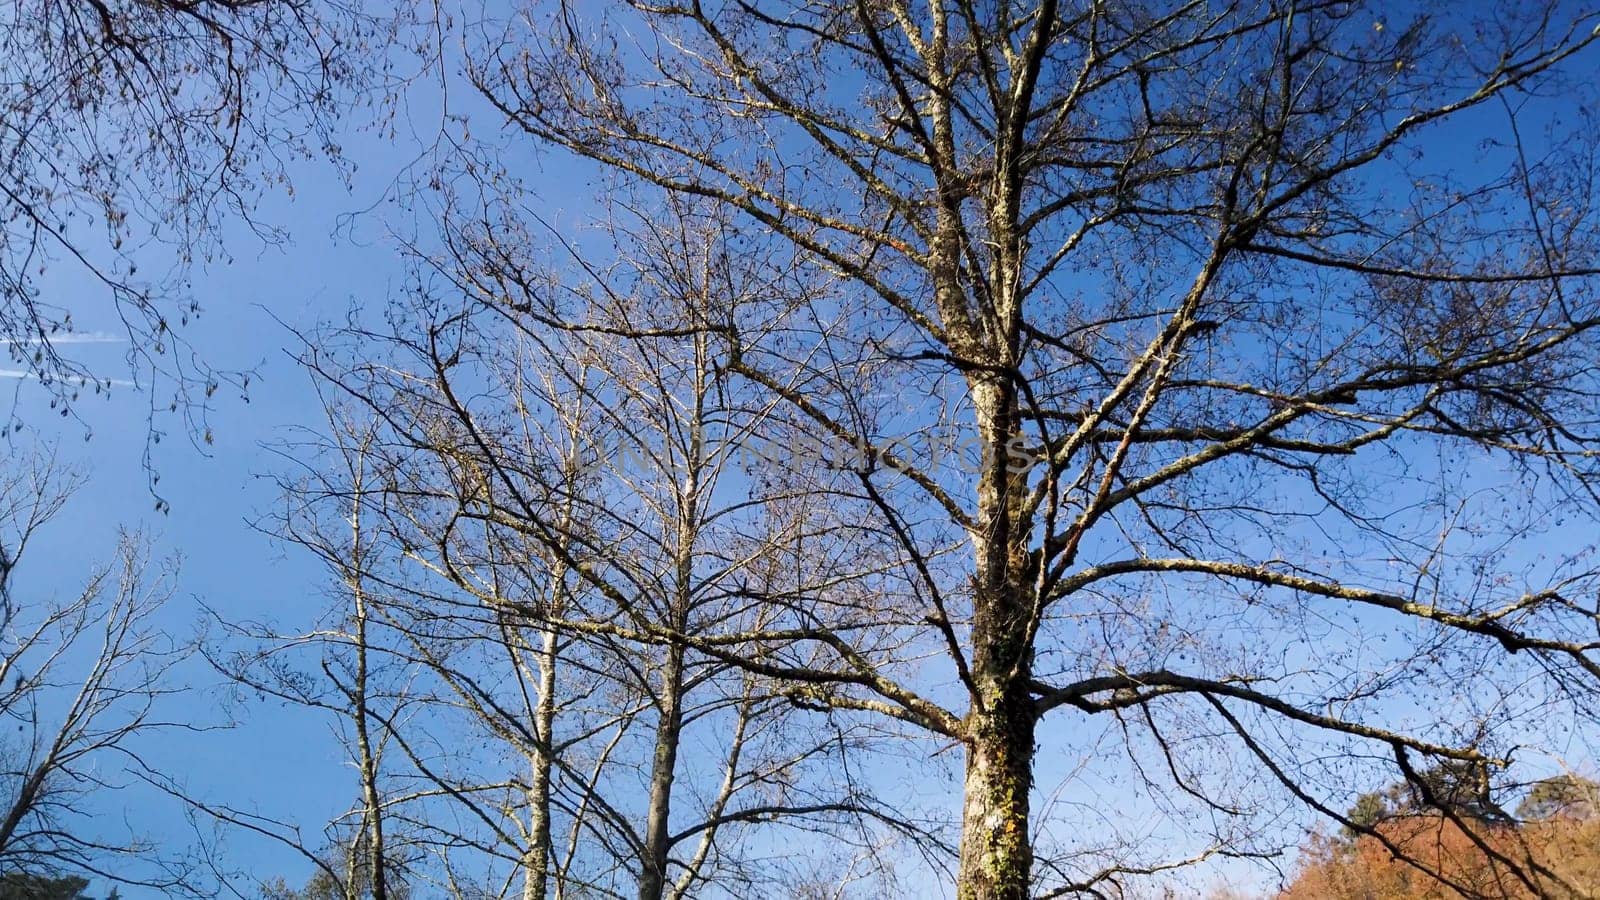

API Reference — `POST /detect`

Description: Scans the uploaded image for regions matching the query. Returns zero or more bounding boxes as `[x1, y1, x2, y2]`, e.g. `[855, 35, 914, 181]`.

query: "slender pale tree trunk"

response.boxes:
[348, 460, 390, 900]
[642, 373, 701, 900]
[351, 594, 389, 900]
[638, 640, 686, 900]
[522, 626, 558, 900]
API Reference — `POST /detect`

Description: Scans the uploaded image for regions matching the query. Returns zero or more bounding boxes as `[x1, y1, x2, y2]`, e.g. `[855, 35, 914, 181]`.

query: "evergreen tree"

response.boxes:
[1517, 775, 1600, 821]
[0, 872, 89, 900]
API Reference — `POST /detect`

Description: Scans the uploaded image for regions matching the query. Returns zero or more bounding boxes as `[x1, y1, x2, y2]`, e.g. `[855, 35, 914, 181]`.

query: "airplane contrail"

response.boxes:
[0, 369, 137, 388]
[0, 332, 127, 346]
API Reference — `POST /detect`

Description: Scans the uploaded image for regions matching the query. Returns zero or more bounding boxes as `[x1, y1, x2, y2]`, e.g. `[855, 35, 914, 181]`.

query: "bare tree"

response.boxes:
[295, 192, 945, 898]
[430, 1, 1600, 897]
[193, 410, 424, 900]
[0, 450, 194, 892]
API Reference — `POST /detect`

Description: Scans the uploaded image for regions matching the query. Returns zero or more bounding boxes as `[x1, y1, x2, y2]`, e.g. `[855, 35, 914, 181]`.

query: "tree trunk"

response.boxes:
[956, 684, 1036, 900]
[352, 591, 389, 900]
[957, 371, 1036, 900]
[642, 365, 702, 900]
[523, 626, 559, 900]
[348, 478, 389, 900]
[638, 641, 685, 900]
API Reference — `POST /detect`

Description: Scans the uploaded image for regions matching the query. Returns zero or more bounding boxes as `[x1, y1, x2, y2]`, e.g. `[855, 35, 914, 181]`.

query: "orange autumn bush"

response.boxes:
[1279, 814, 1600, 899]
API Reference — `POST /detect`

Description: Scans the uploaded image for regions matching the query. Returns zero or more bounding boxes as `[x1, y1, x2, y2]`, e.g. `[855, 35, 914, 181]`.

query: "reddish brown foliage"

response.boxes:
[1279, 815, 1600, 899]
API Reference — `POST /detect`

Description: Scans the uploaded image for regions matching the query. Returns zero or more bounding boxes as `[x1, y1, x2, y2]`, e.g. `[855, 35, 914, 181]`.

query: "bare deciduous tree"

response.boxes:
[293, 193, 946, 898]
[0, 451, 194, 892]
[428, 1, 1600, 897]
[192, 411, 423, 900]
